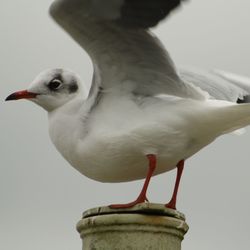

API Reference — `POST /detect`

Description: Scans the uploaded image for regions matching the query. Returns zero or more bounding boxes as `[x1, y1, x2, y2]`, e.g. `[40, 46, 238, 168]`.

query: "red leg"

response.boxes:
[165, 160, 184, 210]
[109, 154, 156, 209]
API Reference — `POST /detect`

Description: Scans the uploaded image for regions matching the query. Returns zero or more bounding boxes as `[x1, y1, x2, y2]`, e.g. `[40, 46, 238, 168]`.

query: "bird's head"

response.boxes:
[5, 69, 83, 111]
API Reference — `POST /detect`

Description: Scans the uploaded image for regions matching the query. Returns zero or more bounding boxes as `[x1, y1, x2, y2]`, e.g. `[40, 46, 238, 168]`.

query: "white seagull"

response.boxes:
[6, 0, 250, 209]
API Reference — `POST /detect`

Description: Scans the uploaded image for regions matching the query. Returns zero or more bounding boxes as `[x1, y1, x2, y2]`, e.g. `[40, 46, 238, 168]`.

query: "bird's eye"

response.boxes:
[48, 79, 62, 91]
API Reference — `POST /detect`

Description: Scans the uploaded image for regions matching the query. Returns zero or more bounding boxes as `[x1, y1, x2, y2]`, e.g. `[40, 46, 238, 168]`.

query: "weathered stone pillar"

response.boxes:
[77, 203, 188, 250]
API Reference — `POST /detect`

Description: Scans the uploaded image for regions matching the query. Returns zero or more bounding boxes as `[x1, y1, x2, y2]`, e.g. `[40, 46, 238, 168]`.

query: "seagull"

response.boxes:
[5, 0, 250, 210]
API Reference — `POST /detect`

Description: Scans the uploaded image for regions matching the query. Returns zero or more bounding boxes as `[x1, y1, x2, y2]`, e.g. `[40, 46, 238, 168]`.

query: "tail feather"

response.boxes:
[208, 103, 250, 135]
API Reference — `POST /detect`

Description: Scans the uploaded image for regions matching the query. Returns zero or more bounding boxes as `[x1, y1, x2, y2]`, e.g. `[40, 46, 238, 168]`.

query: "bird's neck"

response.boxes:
[47, 98, 87, 161]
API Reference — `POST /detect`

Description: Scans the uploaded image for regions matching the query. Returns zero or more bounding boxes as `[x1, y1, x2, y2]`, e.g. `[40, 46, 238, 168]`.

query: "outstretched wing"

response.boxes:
[49, 0, 205, 100]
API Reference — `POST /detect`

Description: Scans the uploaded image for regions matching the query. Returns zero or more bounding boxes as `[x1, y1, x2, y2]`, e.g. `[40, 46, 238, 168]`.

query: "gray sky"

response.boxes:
[1, 0, 250, 249]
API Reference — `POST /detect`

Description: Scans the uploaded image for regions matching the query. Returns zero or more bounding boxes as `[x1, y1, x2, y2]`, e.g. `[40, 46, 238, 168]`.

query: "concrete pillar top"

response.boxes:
[81, 202, 186, 220]
[77, 203, 189, 250]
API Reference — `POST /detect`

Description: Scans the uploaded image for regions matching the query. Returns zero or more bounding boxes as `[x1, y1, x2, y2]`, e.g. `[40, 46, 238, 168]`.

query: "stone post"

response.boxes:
[77, 203, 189, 250]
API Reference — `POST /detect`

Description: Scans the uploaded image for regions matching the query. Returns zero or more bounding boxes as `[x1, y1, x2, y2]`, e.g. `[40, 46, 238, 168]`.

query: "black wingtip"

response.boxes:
[237, 95, 250, 104]
[118, 0, 186, 29]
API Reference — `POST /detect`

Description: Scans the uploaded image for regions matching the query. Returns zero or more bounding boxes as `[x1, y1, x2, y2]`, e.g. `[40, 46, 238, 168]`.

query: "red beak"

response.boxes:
[5, 90, 38, 101]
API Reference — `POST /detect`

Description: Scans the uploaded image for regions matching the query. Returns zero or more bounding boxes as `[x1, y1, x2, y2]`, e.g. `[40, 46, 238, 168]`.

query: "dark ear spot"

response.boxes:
[68, 82, 78, 93]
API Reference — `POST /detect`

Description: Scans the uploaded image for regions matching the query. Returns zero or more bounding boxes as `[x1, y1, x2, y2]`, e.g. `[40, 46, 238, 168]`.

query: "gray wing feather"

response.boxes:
[180, 68, 250, 103]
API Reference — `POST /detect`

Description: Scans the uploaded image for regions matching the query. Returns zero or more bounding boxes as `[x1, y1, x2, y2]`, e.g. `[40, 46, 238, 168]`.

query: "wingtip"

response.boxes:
[49, 0, 59, 18]
[49, 0, 81, 21]
[49, 0, 67, 20]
